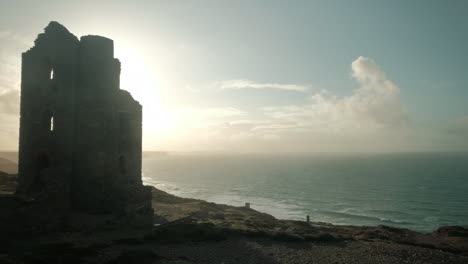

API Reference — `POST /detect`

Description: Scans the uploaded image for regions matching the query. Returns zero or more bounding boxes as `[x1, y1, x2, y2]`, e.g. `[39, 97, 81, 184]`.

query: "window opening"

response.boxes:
[43, 110, 54, 132]
[50, 116, 54, 131]
[50, 68, 54, 80]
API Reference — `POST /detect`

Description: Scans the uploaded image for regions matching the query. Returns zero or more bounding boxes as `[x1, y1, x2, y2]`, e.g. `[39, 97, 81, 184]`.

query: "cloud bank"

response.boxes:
[161, 56, 414, 152]
[263, 56, 408, 132]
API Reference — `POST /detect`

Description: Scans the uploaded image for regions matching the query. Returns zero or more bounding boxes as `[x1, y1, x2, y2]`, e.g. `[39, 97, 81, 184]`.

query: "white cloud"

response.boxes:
[351, 56, 399, 96]
[263, 56, 408, 134]
[144, 56, 468, 152]
[184, 107, 246, 119]
[162, 56, 414, 152]
[218, 79, 310, 92]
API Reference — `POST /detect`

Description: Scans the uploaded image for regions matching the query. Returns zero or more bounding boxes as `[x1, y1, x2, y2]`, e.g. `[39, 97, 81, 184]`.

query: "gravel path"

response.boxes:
[85, 238, 468, 264]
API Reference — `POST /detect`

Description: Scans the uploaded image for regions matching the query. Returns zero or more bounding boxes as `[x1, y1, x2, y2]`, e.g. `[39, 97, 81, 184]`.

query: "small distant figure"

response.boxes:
[306, 215, 310, 223]
[245, 202, 250, 208]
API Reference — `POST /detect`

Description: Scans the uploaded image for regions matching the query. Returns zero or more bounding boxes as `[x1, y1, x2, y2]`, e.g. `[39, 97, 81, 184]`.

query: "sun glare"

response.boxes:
[115, 47, 186, 143]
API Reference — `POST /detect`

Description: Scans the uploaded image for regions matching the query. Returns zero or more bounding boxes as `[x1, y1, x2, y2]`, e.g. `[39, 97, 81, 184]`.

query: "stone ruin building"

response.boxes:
[0, 22, 153, 232]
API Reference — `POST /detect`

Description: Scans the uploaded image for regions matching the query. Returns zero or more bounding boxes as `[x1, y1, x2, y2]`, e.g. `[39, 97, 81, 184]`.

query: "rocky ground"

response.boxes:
[0, 156, 467, 263]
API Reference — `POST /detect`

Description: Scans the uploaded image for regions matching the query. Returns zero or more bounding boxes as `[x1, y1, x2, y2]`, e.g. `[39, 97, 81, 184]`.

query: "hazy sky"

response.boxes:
[1, 0, 467, 152]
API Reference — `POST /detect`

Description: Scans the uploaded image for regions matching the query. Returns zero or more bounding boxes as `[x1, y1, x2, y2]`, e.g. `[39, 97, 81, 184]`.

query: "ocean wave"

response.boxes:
[141, 152, 468, 233]
[317, 210, 413, 225]
[423, 216, 439, 222]
[367, 209, 408, 216]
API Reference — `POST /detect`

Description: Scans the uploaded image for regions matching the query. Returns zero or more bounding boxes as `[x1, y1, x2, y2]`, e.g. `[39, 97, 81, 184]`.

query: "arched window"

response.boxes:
[42, 110, 54, 132]
[50, 68, 55, 80]
[50, 116, 54, 131]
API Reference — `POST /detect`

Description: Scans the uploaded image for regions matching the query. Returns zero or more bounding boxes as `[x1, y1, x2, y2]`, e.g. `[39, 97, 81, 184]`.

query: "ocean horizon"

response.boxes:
[143, 151, 468, 233]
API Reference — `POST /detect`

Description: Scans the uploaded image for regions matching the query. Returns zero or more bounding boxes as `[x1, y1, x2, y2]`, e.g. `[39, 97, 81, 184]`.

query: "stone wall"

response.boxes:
[12, 21, 152, 231]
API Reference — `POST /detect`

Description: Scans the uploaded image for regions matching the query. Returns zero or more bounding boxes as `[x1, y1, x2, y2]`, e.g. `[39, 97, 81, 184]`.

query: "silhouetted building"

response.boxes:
[11, 21, 152, 229]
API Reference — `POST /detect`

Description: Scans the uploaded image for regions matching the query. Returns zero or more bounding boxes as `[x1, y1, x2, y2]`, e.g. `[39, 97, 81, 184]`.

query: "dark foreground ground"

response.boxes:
[1, 155, 467, 264]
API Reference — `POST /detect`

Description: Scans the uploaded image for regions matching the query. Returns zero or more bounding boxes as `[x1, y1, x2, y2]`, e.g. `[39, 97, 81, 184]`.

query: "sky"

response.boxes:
[0, 0, 467, 152]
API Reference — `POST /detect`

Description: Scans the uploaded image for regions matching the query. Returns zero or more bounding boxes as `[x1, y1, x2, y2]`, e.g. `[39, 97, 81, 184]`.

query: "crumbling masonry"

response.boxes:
[5, 21, 152, 230]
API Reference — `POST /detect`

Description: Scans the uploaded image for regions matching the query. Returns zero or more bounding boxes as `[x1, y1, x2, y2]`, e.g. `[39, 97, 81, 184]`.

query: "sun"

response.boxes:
[115, 48, 154, 103]
[114, 47, 185, 140]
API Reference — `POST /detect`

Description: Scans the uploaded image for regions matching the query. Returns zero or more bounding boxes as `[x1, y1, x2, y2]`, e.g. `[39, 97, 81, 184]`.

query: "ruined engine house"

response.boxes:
[16, 22, 152, 223]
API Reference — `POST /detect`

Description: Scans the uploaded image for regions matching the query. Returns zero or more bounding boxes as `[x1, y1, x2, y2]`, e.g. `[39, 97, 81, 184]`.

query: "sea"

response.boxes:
[142, 152, 468, 233]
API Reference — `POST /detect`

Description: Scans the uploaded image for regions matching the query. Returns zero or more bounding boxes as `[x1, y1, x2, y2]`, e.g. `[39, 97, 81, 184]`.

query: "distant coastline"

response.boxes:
[1, 151, 468, 232]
